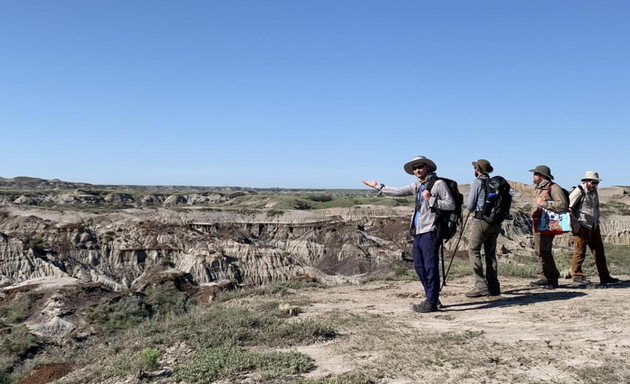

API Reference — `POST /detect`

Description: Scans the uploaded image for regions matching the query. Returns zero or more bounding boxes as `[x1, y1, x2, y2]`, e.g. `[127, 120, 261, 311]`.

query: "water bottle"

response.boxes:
[482, 192, 496, 218]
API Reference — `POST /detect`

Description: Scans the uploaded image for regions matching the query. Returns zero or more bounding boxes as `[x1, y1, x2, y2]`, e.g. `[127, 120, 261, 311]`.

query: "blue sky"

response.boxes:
[1, 1, 628, 188]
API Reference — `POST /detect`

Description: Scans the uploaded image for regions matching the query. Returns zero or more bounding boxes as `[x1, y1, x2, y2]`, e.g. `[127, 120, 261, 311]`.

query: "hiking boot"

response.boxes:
[465, 289, 490, 298]
[530, 279, 558, 289]
[489, 291, 501, 296]
[599, 277, 620, 285]
[572, 278, 592, 286]
[411, 301, 438, 313]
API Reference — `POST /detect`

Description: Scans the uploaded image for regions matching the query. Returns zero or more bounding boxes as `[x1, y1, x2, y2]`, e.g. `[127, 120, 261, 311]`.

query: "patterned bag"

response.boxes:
[531, 186, 572, 235]
[532, 208, 572, 235]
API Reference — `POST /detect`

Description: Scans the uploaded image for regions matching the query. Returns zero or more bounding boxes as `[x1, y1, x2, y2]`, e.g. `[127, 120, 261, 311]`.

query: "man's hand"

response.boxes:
[536, 197, 546, 206]
[422, 189, 431, 200]
[362, 179, 379, 189]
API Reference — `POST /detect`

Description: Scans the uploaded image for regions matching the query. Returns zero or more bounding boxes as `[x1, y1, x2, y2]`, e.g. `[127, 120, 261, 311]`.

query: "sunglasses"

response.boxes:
[412, 164, 425, 170]
[589, 180, 599, 185]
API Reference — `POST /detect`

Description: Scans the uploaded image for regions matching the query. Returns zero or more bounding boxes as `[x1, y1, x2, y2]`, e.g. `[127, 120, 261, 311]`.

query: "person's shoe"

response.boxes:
[412, 301, 438, 313]
[572, 278, 592, 286]
[530, 279, 548, 287]
[599, 277, 620, 285]
[530, 279, 558, 289]
[542, 280, 559, 289]
[437, 299, 444, 309]
[465, 289, 490, 298]
[489, 291, 501, 296]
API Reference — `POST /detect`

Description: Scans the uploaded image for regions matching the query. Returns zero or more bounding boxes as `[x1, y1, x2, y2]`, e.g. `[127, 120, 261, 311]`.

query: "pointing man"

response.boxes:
[363, 155, 455, 313]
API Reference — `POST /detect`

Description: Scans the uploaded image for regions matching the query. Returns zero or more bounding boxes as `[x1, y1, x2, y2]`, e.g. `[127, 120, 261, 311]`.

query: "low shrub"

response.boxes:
[139, 348, 160, 372]
[308, 195, 333, 202]
[173, 344, 313, 383]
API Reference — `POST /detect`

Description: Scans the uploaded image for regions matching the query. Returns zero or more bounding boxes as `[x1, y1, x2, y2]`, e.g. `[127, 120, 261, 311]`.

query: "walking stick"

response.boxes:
[440, 212, 471, 292]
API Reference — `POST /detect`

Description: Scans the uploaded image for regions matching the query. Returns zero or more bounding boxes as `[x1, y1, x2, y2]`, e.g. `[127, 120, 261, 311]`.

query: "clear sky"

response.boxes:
[1, 1, 628, 189]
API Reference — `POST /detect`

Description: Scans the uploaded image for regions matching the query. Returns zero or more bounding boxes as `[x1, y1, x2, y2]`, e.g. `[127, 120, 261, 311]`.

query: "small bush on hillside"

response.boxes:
[0, 324, 38, 360]
[139, 348, 160, 372]
[84, 296, 149, 331]
[0, 292, 43, 324]
[308, 195, 333, 202]
[85, 284, 194, 332]
[144, 284, 191, 317]
[294, 200, 312, 210]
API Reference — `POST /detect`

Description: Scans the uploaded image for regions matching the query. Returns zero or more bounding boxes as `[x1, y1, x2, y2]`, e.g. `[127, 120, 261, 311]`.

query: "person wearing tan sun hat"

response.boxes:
[362, 155, 455, 313]
[507, 165, 568, 289]
[569, 171, 619, 286]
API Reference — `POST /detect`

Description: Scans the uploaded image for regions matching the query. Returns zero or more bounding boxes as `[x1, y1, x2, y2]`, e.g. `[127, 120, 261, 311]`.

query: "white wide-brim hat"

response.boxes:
[403, 156, 437, 175]
[581, 171, 602, 182]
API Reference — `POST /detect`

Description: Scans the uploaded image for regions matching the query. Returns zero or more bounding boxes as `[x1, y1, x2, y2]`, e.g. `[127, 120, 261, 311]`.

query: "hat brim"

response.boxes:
[404, 158, 437, 175]
[472, 161, 493, 174]
[529, 168, 554, 180]
[582, 177, 602, 182]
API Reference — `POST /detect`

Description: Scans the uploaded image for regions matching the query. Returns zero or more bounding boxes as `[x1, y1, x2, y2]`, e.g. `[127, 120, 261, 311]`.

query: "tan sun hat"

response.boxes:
[403, 155, 437, 175]
[581, 171, 602, 182]
[529, 165, 554, 180]
[472, 159, 493, 174]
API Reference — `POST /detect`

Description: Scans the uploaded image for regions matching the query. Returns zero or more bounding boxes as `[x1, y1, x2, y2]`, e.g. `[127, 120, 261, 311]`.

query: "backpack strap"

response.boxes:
[543, 183, 554, 202]
[571, 185, 586, 211]
[474, 177, 487, 219]
[424, 173, 438, 193]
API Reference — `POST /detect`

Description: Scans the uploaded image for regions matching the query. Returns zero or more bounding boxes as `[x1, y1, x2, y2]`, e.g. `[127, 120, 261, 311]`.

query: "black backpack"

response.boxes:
[426, 177, 464, 242]
[477, 176, 512, 224]
[549, 183, 571, 209]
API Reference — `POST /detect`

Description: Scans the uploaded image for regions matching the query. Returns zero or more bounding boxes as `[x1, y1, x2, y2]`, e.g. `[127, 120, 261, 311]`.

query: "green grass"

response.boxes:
[63, 299, 335, 383]
[84, 283, 193, 332]
[217, 280, 323, 303]
[0, 325, 38, 384]
[173, 345, 313, 383]
[0, 292, 43, 324]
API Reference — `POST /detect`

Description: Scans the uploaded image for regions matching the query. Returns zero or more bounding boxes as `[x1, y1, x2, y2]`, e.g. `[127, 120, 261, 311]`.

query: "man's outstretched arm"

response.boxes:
[362, 179, 415, 197]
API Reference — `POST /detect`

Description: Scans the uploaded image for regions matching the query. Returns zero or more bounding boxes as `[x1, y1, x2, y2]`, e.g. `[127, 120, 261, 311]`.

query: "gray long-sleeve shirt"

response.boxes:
[467, 174, 489, 220]
[381, 175, 455, 235]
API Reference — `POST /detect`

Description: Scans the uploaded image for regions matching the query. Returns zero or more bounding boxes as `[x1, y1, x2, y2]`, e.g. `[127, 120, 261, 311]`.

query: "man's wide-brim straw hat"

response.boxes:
[472, 159, 493, 174]
[404, 156, 437, 175]
[529, 165, 554, 180]
[582, 171, 602, 182]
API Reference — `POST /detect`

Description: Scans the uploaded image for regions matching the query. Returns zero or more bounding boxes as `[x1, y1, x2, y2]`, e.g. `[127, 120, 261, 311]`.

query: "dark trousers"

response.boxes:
[533, 233, 560, 281]
[412, 231, 440, 305]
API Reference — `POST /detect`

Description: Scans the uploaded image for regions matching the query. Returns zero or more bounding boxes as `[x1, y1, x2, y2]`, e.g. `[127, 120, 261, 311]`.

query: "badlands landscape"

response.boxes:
[1, 176, 630, 383]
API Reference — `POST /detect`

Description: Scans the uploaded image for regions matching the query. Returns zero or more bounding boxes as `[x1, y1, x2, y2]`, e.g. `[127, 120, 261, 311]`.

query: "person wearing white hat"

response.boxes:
[569, 171, 619, 286]
[362, 155, 455, 313]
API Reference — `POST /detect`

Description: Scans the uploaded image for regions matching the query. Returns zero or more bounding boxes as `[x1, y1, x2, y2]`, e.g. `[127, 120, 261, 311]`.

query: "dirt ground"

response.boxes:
[288, 275, 630, 383]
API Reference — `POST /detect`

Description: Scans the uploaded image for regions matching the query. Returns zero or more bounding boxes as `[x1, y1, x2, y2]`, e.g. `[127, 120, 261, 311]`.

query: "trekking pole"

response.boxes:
[440, 212, 472, 292]
[440, 239, 445, 285]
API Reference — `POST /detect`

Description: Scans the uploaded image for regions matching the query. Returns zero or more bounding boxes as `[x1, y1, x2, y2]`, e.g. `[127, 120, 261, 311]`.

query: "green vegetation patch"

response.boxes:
[0, 292, 43, 325]
[0, 325, 39, 384]
[173, 344, 313, 383]
[217, 280, 323, 303]
[68, 297, 334, 383]
[84, 283, 192, 332]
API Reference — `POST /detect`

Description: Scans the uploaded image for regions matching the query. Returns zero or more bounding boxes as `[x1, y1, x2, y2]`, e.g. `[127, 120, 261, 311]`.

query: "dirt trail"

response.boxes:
[294, 276, 630, 383]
